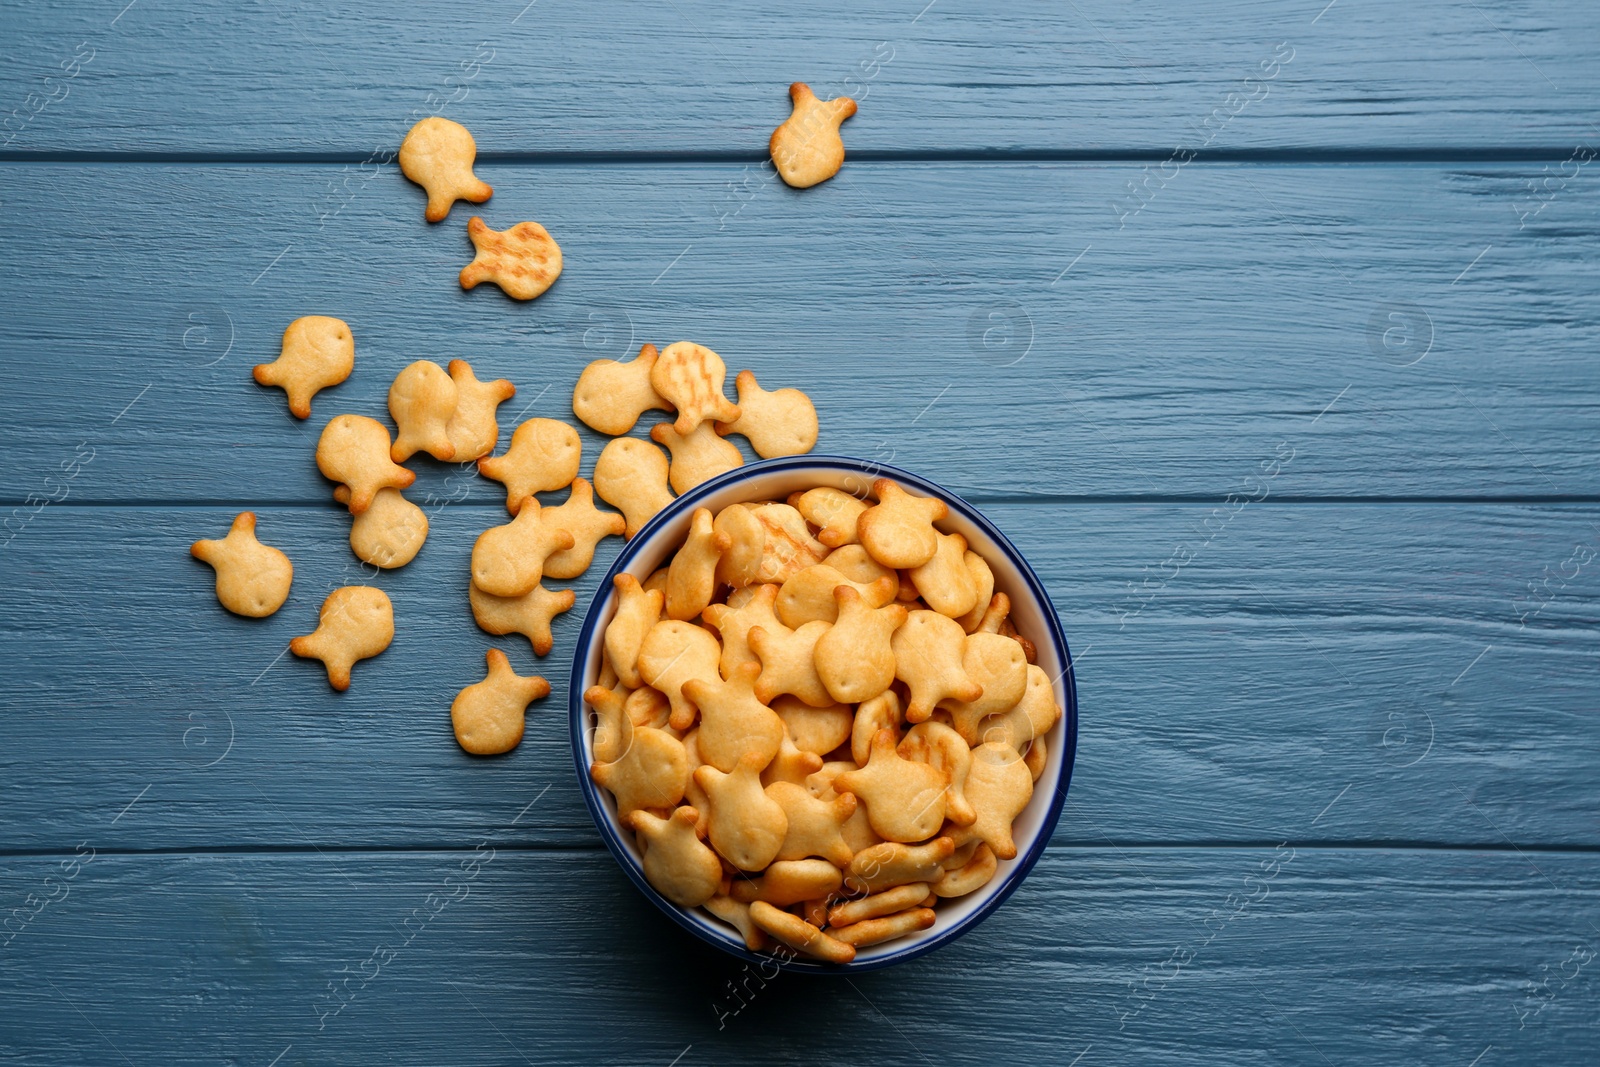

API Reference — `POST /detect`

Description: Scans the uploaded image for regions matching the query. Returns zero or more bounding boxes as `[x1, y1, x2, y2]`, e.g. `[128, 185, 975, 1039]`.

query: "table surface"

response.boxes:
[2, 1, 1598, 1063]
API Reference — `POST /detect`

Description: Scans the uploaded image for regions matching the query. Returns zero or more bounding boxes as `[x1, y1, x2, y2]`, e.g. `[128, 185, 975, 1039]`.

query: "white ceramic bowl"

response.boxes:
[569, 456, 1079, 972]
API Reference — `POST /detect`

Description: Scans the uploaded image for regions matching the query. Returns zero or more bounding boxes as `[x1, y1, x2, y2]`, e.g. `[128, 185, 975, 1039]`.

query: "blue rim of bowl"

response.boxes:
[569, 455, 1079, 974]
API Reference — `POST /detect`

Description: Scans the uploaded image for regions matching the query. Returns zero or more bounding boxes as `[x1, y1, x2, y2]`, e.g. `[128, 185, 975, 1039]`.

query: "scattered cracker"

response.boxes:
[593, 437, 675, 538]
[651, 420, 744, 494]
[445, 359, 516, 462]
[399, 116, 492, 223]
[572, 343, 674, 435]
[252, 316, 354, 420]
[289, 586, 394, 691]
[190, 512, 293, 617]
[334, 485, 428, 569]
[451, 648, 551, 755]
[540, 477, 626, 580]
[478, 418, 581, 515]
[469, 581, 576, 658]
[716, 370, 818, 458]
[650, 342, 740, 435]
[460, 217, 562, 301]
[770, 82, 857, 189]
[315, 414, 416, 515]
[388, 359, 459, 462]
[470, 498, 576, 598]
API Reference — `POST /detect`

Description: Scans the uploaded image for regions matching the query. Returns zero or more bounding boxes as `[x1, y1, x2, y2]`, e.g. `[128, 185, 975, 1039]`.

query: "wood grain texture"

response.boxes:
[0, 161, 1596, 503]
[2, 502, 1594, 852]
[1, 0, 1597, 155]
[1, 847, 1596, 1064]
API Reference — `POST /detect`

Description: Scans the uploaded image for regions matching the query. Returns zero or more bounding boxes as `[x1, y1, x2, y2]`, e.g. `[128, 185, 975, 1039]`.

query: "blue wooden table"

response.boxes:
[3, 1, 1598, 1063]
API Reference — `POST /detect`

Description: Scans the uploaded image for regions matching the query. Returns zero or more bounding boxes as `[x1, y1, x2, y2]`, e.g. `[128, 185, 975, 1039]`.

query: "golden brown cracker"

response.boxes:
[445, 359, 516, 462]
[651, 420, 745, 494]
[682, 662, 786, 774]
[253, 315, 353, 419]
[695, 752, 789, 871]
[335, 485, 428, 569]
[636, 619, 723, 730]
[387, 359, 458, 462]
[813, 586, 907, 705]
[650, 342, 740, 435]
[469, 499, 576, 598]
[399, 116, 492, 222]
[469, 581, 576, 658]
[908, 531, 979, 619]
[767, 781, 857, 867]
[833, 728, 948, 843]
[289, 586, 394, 691]
[700, 584, 778, 682]
[746, 900, 855, 963]
[629, 806, 723, 908]
[857, 479, 948, 569]
[541, 478, 626, 580]
[749, 620, 833, 708]
[190, 511, 293, 617]
[315, 414, 416, 514]
[951, 741, 1032, 860]
[769, 82, 857, 190]
[665, 506, 730, 621]
[477, 418, 581, 514]
[715, 370, 818, 458]
[891, 609, 983, 723]
[572, 343, 674, 436]
[450, 648, 551, 755]
[460, 217, 562, 301]
[593, 437, 675, 538]
[729, 859, 843, 906]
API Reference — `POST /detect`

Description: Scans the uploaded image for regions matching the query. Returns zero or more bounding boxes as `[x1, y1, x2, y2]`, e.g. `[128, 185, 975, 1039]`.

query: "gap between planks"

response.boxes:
[5, 841, 1600, 861]
[0, 147, 1593, 166]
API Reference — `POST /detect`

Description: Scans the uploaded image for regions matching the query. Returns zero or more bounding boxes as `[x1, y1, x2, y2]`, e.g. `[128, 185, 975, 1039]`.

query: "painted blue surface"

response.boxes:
[1, 2, 1597, 1064]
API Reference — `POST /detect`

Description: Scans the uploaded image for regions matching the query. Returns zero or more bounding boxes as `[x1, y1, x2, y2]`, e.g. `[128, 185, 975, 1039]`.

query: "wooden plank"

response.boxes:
[1, 1, 1597, 155]
[1, 161, 1597, 502]
[0, 846, 1595, 1063]
[2, 502, 1595, 852]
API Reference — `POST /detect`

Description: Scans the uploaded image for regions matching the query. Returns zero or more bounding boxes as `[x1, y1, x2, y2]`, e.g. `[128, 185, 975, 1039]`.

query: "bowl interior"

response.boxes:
[571, 457, 1077, 971]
